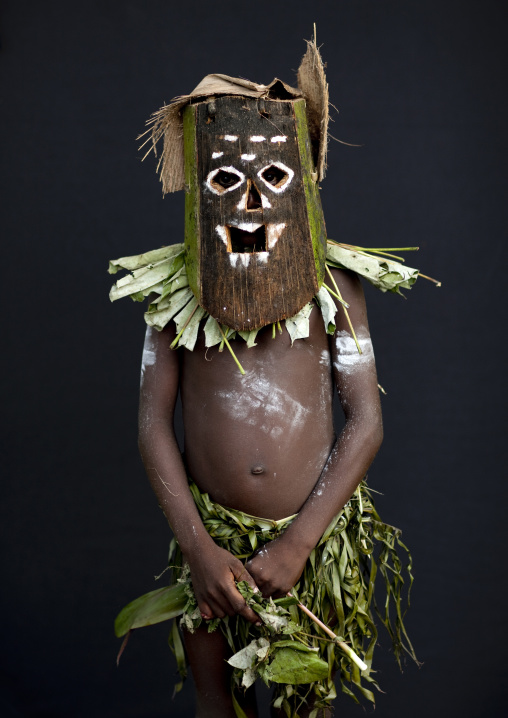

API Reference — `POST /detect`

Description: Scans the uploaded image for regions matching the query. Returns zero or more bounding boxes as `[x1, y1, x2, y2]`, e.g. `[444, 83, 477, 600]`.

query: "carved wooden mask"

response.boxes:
[184, 95, 326, 331]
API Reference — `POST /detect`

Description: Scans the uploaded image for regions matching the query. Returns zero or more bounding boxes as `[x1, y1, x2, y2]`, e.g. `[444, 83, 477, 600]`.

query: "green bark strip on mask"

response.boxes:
[183, 96, 326, 331]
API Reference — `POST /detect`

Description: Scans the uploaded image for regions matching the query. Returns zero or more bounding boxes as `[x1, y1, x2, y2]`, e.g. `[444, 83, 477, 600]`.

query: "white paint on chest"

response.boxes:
[216, 373, 309, 435]
[224, 135, 238, 142]
[333, 331, 375, 375]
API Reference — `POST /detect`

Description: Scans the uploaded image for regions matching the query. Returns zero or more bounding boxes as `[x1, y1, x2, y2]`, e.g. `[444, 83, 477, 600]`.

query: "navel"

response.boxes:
[251, 465, 265, 476]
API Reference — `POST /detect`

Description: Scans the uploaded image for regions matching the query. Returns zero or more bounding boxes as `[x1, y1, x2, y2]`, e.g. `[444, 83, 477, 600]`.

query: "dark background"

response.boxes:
[1, 1, 506, 716]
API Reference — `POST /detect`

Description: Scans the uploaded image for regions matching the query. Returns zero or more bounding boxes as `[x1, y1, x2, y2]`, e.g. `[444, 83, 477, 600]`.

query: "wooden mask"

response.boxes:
[183, 96, 327, 332]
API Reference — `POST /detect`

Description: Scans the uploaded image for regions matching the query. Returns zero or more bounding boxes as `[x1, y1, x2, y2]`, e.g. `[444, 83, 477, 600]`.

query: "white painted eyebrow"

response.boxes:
[249, 135, 265, 142]
[241, 154, 256, 161]
[224, 135, 238, 141]
[212, 151, 224, 159]
[270, 136, 287, 143]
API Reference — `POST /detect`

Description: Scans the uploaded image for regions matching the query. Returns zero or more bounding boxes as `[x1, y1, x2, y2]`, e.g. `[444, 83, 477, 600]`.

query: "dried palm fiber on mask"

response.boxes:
[297, 28, 329, 181]
[139, 33, 329, 194]
[166, 480, 418, 713]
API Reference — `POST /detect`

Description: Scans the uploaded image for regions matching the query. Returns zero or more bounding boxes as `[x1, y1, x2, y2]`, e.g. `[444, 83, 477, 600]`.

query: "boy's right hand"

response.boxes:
[186, 542, 261, 625]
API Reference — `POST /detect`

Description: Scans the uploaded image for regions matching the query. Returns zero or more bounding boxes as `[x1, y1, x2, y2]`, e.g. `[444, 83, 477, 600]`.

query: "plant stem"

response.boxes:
[290, 594, 367, 672]
[325, 265, 362, 354]
[418, 272, 442, 286]
[217, 324, 245, 375]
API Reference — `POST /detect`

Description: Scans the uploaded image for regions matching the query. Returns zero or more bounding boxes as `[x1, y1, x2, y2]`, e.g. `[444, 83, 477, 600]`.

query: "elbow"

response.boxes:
[351, 412, 383, 458]
[371, 419, 383, 454]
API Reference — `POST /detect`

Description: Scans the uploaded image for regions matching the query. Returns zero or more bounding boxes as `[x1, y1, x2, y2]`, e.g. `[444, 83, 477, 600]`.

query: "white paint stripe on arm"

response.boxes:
[333, 331, 375, 375]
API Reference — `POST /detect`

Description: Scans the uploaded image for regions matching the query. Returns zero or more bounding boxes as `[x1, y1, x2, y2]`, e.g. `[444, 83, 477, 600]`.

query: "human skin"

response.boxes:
[138, 266, 383, 716]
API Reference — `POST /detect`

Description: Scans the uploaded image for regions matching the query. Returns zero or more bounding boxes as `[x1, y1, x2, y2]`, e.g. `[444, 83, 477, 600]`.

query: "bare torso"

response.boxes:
[181, 303, 335, 519]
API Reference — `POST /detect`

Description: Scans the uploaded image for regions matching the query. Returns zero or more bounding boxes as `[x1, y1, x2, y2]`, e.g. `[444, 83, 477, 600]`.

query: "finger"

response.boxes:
[231, 561, 259, 593]
[197, 600, 214, 621]
[222, 577, 262, 625]
[222, 588, 261, 624]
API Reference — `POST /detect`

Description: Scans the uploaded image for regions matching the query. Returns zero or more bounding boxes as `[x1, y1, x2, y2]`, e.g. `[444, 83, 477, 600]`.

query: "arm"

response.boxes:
[246, 269, 383, 596]
[138, 323, 260, 622]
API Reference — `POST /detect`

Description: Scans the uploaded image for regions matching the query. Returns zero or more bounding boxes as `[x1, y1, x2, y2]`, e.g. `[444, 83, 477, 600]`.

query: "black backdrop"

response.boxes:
[2, 1, 507, 716]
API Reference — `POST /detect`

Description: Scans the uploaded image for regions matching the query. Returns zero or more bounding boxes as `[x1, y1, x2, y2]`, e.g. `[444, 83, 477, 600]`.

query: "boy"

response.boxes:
[111, 37, 418, 718]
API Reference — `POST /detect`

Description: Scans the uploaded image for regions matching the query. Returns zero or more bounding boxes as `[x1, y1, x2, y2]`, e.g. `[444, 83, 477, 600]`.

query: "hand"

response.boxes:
[186, 542, 261, 624]
[245, 536, 309, 599]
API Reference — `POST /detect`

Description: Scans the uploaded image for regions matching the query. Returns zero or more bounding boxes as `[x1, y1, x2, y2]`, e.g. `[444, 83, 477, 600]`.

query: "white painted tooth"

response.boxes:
[267, 223, 286, 249]
[216, 225, 228, 246]
[240, 254, 251, 267]
[237, 222, 262, 233]
[229, 253, 239, 267]
[256, 252, 269, 263]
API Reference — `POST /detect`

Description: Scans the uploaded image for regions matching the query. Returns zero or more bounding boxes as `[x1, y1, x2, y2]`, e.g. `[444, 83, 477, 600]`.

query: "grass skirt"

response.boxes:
[168, 480, 418, 716]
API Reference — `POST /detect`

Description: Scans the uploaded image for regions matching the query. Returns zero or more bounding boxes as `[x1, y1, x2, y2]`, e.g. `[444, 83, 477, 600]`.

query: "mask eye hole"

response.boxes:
[258, 162, 294, 193]
[261, 165, 288, 187]
[207, 167, 244, 194]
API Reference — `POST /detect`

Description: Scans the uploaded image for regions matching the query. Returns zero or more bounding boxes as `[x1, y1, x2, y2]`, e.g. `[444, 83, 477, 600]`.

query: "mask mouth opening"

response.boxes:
[228, 225, 266, 253]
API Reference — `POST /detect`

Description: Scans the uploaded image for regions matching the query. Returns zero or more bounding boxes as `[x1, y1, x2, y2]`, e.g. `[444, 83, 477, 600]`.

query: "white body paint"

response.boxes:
[333, 331, 375, 375]
[250, 135, 265, 142]
[216, 371, 309, 437]
[212, 151, 223, 159]
[270, 135, 287, 143]
[241, 153, 256, 161]
[224, 134, 238, 142]
[140, 326, 157, 385]
[260, 194, 272, 209]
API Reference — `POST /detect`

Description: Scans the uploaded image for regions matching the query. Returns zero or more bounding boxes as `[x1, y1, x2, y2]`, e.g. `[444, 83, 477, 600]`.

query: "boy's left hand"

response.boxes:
[245, 536, 309, 598]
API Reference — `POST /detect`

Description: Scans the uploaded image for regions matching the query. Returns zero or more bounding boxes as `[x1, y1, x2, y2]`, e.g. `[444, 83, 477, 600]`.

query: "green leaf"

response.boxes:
[108, 243, 184, 274]
[114, 583, 187, 637]
[204, 315, 223, 347]
[144, 287, 194, 331]
[285, 303, 314, 344]
[174, 300, 206, 351]
[237, 328, 259, 348]
[267, 646, 329, 684]
[315, 285, 337, 334]
[326, 244, 419, 295]
[227, 637, 270, 670]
